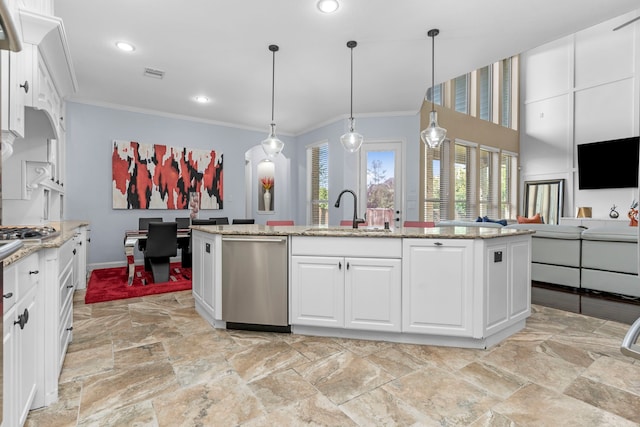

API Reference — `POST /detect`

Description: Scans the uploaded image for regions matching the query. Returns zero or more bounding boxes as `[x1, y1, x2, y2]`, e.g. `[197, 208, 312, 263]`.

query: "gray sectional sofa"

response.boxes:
[437, 220, 640, 300]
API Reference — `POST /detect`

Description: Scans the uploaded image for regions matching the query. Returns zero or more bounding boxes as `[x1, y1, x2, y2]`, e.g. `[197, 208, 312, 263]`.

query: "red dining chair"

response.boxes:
[340, 220, 366, 227]
[403, 221, 435, 228]
[266, 220, 295, 226]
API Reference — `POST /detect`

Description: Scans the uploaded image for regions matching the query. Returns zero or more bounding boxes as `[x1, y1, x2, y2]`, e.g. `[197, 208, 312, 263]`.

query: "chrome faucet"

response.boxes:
[335, 189, 365, 228]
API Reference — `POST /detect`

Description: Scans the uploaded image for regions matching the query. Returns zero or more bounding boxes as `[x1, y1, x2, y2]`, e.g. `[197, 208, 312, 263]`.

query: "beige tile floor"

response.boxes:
[26, 289, 640, 426]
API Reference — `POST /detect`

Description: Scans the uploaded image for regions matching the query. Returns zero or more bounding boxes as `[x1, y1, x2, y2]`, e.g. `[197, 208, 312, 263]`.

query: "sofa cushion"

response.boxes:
[517, 213, 543, 224]
[504, 224, 584, 239]
[581, 226, 638, 242]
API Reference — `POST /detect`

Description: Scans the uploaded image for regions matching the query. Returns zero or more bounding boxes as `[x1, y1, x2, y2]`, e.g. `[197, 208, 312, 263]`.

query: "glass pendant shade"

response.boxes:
[261, 44, 284, 158]
[421, 28, 446, 149]
[340, 118, 364, 153]
[261, 123, 284, 158]
[420, 110, 447, 149]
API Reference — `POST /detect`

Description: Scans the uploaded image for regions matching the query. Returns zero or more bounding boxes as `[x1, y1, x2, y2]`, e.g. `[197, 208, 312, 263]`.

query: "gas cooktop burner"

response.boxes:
[0, 226, 59, 242]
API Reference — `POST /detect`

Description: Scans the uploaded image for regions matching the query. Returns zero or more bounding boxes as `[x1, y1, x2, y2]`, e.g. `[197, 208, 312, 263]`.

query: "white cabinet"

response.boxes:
[72, 227, 87, 290]
[402, 239, 474, 336]
[192, 231, 219, 325]
[40, 230, 84, 408]
[1, 49, 28, 142]
[290, 237, 402, 333]
[3, 251, 41, 427]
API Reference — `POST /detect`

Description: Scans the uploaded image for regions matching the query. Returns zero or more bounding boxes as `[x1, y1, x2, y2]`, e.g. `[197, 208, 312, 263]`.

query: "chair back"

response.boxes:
[191, 219, 218, 225]
[232, 219, 255, 224]
[145, 222, 178, 258]
[340, 220, 365, 227]
[403, 221, 435, 228]
[175, 217, 191, 229]
[266, 220, 294, 226]
[209, 217, 229, 225]
[139, 217, 163, 230]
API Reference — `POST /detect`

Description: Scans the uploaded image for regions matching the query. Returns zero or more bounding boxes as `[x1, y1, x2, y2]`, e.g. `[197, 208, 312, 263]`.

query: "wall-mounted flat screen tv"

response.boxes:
[577, 136, 639, 190]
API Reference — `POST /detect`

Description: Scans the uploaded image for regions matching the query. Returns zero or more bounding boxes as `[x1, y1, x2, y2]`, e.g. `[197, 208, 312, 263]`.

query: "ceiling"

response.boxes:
[54, 0, 640, 136]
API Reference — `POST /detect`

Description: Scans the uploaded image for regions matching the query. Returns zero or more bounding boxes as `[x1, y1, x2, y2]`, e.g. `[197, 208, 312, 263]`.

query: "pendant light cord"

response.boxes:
[427, 29, 440, 114]
[268, 45, 279, 124]
[347, 41, 357, 121]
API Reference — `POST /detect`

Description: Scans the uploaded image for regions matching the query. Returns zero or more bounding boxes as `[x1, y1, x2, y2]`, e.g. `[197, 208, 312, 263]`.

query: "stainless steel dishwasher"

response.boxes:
[221, 235, 289, 332]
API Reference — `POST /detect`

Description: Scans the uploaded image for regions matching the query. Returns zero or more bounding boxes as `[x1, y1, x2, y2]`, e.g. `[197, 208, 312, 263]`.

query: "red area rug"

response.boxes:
[85, 262, 191, 304]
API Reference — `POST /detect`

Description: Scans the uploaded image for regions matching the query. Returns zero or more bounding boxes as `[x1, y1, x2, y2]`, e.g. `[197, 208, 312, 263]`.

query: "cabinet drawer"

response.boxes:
[59, 261, 74, 307]
[16, 252, 40, 295]
[58, 238, 75, 271]
[3, 263, 17, 313]
[292, 237, 402, 258]
[58, 302, 73, 373]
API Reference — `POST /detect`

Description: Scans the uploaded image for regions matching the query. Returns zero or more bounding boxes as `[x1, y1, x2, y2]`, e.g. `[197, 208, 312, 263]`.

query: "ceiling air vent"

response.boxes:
[143, 67, 165, 79]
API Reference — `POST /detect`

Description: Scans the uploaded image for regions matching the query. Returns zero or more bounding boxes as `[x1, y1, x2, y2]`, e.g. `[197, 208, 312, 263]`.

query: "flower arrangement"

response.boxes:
[261, 177, 274, 191]
[629, 200, 638, 226]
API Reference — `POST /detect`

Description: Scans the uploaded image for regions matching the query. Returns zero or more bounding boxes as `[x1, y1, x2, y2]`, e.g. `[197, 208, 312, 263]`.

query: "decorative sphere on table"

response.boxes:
[609, 205, 619, 219]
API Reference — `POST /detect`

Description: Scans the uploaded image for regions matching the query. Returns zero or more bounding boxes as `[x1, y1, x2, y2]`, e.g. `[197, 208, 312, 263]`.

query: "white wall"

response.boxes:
[64, 102, 420, 266]
[64, 102, 294, 267]
[520, 9, 640, 220]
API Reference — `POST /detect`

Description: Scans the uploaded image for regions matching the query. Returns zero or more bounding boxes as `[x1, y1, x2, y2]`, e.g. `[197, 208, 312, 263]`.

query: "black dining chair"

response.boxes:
[232, 218, 255, 224]
[175, 217, 191, 229]
[209, 216, 229, 225]
[143, 222, 178, 283]
[175, 217, 192, 267]
[137, 217, 163, 252]
[191, 219, 218, 225]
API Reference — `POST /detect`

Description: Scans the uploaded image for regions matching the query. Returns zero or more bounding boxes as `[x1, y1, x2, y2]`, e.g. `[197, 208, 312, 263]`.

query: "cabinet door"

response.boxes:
[3, 307, 16, 427]
[15, 284, 38, 426]
[345, 257, 401, 332]
[291, 256, 344, 328]
[1, 49, 27, 139]
[402, 239, 474, 336]
[192, 233, 215, 314]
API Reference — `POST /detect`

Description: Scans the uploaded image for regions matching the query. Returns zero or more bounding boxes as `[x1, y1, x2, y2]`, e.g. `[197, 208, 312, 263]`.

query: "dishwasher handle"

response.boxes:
[222, 237, 287, 243]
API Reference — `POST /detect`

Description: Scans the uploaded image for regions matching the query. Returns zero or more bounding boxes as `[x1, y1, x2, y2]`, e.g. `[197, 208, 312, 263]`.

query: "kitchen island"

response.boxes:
[191, 224, 533, 349]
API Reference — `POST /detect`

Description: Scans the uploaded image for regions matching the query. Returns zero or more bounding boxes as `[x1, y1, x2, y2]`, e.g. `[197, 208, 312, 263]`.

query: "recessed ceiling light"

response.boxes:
[317, 0, 339, 13]
[115, 41, 135, 52]
[194, 95, 210, 103]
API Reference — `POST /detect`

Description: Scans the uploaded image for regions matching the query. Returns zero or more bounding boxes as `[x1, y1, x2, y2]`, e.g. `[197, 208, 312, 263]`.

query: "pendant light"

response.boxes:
[261, 44, 284, 158]
[420, 29, 447, 149]
[340, 40, 364, 153]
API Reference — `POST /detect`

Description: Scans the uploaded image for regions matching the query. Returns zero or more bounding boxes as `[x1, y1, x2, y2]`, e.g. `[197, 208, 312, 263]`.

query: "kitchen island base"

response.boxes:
[191, 226, 532, 350]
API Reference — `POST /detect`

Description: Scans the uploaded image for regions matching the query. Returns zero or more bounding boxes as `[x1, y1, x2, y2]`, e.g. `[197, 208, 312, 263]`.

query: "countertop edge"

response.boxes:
[191, 225, 535, 239]
[3, 220, 90, 267]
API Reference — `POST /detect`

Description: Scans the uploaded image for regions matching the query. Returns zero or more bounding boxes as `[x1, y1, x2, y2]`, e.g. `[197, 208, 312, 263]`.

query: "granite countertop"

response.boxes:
[2, 220, 90, 266]
[190, 224, 534, 239]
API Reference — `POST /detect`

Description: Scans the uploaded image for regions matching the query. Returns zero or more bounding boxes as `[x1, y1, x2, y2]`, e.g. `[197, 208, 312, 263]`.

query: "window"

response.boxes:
[307, 142, 329, 225]
[500, 151, 518, 218]
[501, 58, 512, 128]
[425, 83, 444, 106]
[423, 141, 449, 223]
[454, 141, 476, 219]
[454, 74, 469, 114]
[479, 147, 499, 218]
[478, 66, 492, 121]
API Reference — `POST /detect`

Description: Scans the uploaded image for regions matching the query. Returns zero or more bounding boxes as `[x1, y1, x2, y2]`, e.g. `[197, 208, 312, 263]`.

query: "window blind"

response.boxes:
[454, 75, 469, 114]
[479, 147, 500, 219]
[308, 143, 329, 225]
[423, 141, 449, 223]
[454, 141, 476, 220]
[500, 151, 517, 218]
[478, 66, 492, 121]
[501, 58, 512, 128]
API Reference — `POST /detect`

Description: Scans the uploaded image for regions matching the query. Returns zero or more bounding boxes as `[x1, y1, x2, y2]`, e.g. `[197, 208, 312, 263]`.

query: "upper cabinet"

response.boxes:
[18, 0, 54, 15]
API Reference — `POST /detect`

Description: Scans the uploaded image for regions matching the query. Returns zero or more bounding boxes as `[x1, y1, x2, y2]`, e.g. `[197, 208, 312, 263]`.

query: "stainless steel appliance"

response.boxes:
[0, 0, 23, 422]
[221, 235, 289, 332]
[0, 225, 60, 243]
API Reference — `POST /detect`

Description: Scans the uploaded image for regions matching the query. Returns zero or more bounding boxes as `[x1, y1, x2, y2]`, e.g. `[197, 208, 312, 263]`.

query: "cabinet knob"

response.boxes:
[29, 270, 39, 275]
[20, 80, 29, 93]
[346, 262, 350, 270]
[338, 261, 342, 270]
[433, 242, 443, 246]
[73, 249, 77, 255]
[66, 284, 74, 289]
[66, 326, 73, 332]
[3, 292, 13, 299]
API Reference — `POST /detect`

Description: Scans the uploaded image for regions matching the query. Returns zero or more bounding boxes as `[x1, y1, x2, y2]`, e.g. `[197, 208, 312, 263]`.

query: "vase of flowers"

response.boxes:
[261, 177, 274, 211]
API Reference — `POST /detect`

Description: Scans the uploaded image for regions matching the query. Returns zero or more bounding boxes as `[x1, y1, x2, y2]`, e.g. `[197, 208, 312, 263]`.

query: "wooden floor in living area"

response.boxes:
[26, 289, 640, 426]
